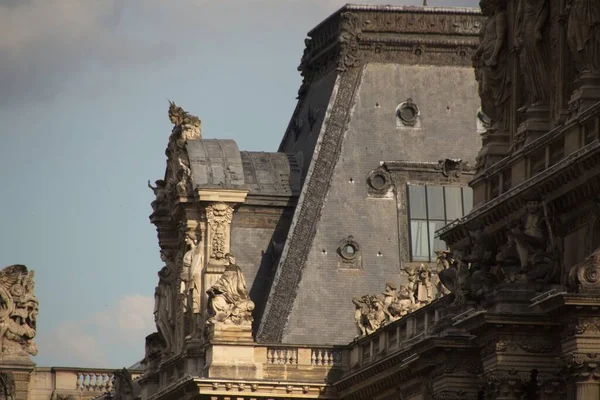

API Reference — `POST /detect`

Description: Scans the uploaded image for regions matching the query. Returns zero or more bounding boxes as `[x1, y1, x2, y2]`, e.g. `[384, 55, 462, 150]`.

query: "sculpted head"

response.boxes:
[225, 253, 236, 265]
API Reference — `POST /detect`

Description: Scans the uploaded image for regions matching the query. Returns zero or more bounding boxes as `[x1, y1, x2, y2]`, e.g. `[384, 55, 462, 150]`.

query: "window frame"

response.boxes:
[406, 184, 472, 262]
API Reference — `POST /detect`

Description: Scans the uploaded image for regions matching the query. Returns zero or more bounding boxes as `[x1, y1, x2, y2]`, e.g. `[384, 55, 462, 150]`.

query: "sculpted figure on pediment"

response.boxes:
[514, 0, 552, 108]
[567, 0, 600, 74]
[154, 250, 176, 355]
[352, 294, 386, 335]
[0, 265, 38, 357]
[473, 0, 511, 131]
[206, 253, 255, 326]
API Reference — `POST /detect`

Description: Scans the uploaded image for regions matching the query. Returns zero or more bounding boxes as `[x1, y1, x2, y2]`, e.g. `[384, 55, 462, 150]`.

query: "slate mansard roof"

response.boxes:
[186, 139, 301, 197]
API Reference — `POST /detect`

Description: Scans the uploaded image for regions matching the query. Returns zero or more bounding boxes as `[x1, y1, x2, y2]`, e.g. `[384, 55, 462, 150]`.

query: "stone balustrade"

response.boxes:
[30, 367, 144, 400]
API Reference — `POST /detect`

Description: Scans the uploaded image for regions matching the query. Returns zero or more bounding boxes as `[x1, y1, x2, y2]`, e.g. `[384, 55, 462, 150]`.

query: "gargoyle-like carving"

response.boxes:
[206, 203, 234, 262]
[206, 254, 255, 326]
[113, 368, 141, 400]
[0, 265, 38, 357]
[568, 246, 600, 292]
[567, 0, 600, 75]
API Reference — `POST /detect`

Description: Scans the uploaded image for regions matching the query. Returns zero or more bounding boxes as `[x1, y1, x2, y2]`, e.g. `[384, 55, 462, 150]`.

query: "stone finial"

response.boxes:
[0, 265, 38, 357]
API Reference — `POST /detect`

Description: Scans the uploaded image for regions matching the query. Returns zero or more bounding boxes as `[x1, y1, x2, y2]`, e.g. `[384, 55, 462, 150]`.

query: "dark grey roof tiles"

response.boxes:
[186, 139, 301, 196]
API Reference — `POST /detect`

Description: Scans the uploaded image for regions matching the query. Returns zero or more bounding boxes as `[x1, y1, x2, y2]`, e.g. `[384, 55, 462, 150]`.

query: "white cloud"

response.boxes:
[37, 294, 154, 368]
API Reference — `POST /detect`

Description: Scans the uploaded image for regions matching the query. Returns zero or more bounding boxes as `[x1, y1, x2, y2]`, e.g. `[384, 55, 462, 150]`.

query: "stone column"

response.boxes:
[564, 352, 600, 400]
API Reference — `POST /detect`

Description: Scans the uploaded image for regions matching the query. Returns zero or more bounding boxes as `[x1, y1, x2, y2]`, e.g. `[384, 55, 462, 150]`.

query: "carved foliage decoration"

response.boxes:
[0, 265, 38, 357]
[206, 203, 234, 262]
[337, 12, 362, 72]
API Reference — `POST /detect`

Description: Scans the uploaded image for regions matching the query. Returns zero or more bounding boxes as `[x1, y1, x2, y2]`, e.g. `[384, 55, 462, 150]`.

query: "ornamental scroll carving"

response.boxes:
[568, 245, 600, 292]
[206, 203, 234, 263]
[337, 12, 362, 72]
[0, 265, 38, 357]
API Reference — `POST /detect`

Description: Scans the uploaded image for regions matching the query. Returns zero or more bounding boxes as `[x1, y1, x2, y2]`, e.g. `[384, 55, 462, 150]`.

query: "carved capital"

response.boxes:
[480, 369, 536, 399]
[206, 202, 235, 263]
[563, 352, 600, 382]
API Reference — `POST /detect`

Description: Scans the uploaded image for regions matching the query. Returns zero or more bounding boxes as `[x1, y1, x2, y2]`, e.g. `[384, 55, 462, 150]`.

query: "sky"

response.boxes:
[0, 0, 479, 369]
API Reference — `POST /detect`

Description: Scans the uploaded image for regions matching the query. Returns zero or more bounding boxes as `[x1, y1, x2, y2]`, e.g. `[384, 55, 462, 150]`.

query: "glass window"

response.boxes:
[408, 185, 427, 219]
[407, 184, 474, 262]
[426, 186, 445, 220]
[410, 220, 429, 261]
[445, 186, 462, 220]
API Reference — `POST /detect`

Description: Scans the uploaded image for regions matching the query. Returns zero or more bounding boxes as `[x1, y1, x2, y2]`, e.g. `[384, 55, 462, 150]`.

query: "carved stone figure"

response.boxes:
[438, 250, 470, 305]
[206, 203, 234, 261]
[415, 264, 433, 305]
[381, 282, 397, 320]
[435, 250, 453, 297]
[459, 221, 498, 300]
[388, 286, 416, 321]
[154, 251, 176, 355]
[206, 254, 255, 326]
[113, 368, 140, 400]
[514, 0, 551, 108]
[567, 0, 600, 74]
[182, 232, 203, 314]
[167, 101, 202, 141]
[0, 265, 38, 357]
[473, 0, 511, 131]
[507, 192, 549, 272]
[143, 332, 164, 371]
[147, 179, 168, 214]
[352, 296, 370, 336]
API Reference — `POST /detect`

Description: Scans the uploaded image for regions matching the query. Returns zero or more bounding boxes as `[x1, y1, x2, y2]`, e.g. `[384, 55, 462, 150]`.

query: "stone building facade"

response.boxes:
[7, 0, 600, 399]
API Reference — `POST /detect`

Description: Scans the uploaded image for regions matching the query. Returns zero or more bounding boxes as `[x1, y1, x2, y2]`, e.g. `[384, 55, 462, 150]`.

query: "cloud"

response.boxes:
[0, 0, 478, 108]
[37, 294, 154, 368]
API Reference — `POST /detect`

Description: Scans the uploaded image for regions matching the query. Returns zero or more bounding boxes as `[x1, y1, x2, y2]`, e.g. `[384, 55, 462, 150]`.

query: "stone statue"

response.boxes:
[381, 282, 398, 320]
[154, 251, 176, 355]
[438, 250, 470, 305]
[0, 265, 38, 357]
[473, 0, 511, 131]
[567, 0, 600, 74]
[507, 192, 549, 272]
[415, 264, 434, 305]
[459, 221, 498, 300]
[143, 332, 164, 371]
[113, 368, 140, 400]
[514, 0, 552, 108]
[182, 232, 203, 314]
[352, 296, 370, 336]
[147, 179, 167, 214]
[167, 101, 202, 141]
[206, 254, 255, 326]
[388, 286, 416, 321]
[434, 250, 453, 297]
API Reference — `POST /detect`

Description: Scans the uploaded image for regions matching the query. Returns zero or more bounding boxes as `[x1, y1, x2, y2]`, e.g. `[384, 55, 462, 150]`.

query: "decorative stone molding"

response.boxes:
[206, 203, 234, 264]
[396, 98, 420, 127]
[337, 236, 362, 267]
[367, 167, 393, 196]
[564, 352, 600, 382]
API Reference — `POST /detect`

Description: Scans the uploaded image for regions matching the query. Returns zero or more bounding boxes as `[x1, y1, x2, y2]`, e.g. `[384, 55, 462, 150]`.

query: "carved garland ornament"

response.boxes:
[206, 203, 234, 262]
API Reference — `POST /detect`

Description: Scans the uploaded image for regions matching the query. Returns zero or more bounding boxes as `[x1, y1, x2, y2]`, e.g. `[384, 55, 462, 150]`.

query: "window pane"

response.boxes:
[410, 220, 429, 261]
[445, 186, 463, 221]
[430, 221, 447, 258]
[408, 185, 427, 219]
[463, 187, 474, 215]
[427, 186, 445, 220]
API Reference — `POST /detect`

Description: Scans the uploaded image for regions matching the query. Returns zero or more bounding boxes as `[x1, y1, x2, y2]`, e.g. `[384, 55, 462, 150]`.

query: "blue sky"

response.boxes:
[0, 0, 479, 368]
